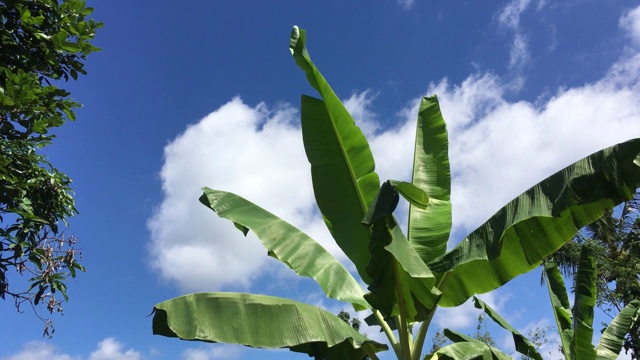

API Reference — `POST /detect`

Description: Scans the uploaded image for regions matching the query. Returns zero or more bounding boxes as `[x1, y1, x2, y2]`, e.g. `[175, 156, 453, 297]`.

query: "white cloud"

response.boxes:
[430, 51, 640, 237]
[496, 0, 532, 73]
[1, 341, 76, 360]
[342, 90, 379, 137]
[432, 290, 509, 330]
[88, 338, 141, 360]
[2, 338, 141, 360]
[180, 345, 241, 360]
[396, 0, 415, 10]
[621, 5, 640, 45]
[147, 94, 384, 293]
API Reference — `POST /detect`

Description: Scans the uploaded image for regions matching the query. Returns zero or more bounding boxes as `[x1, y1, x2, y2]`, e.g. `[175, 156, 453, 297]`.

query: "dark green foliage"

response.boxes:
[337, 310, 369, 360]
[550, 193, 640, 358]
[473, 314, 497, 348]
[0, 0, 101, 334]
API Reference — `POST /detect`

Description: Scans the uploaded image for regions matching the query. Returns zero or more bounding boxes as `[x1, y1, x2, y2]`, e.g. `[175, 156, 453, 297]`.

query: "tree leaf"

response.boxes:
[425, 338, 512, 360]
[200, 188, 370, 311]
[362, 181, 439, 321]
[152, 293, 387, 359]
[408, 96, 452, 265]
[544, 261, 573, 359]
[571, 246, 597, 359]
[596, 299, 640, 359]
[472, 296, 543, 360]
[291, 26, 380, 283]
[427, 139, 640, 307]
[297, 86, 380, 284]
[390, 180, 429, 209]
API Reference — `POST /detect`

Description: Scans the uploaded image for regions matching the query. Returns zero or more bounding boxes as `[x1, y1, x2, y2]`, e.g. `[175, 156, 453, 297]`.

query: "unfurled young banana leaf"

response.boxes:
[543, 260, 573, 359]
[572, 247, 597, 359]
[152, 25, 640, 359]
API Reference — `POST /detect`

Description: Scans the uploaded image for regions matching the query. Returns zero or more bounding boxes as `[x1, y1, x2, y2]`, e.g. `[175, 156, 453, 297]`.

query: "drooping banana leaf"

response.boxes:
[472, 296, 543, 360]
[427, 139, 640, 307]
[408, 96, 452, 265]
[596, 299, 640, 359]
[152, 293, 387, 359]
[291, 27, 381, 284]
[425, 330, 513, 360]
[362, 181, 440, 323]
[571, 246, 597, 359]
[544, 261, 573, 360]
[200, 188, 370, 311]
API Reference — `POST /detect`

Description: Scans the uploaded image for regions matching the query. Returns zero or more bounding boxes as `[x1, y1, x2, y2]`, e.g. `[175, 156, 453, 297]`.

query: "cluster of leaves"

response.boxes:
[0, 0, 101, 332]
[151, 26, 640, 360]
[338, 310, 370, 360]
[435, 245, 640, 360]
[550, 193, 640, 358]
[430, 314, 499, 353]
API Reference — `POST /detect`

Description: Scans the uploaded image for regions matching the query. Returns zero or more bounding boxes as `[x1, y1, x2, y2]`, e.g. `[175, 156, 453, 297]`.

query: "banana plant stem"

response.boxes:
[393, 260, 412, 360]
[373, 309, 401, 358]
[411, 272, 452, 360]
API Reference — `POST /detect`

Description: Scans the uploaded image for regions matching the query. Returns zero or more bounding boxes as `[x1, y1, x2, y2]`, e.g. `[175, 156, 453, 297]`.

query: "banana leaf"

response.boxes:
[408, 96, 452, 265]
[472, 296, 543, 360]
[152, 293, 387, 359]
[427, 139, 640, 307]
[425, 330, 513, 360]
[362, 180, 440, 322]
[596, 299, 640, 359]
[291, 27, 381, 284]
[571, 246, 597, 359]
[544, 261, 573, 359]
[200, 188, 370, 311]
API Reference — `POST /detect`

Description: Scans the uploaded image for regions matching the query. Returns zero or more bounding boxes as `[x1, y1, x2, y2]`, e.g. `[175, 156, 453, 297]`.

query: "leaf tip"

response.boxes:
[289, 25, 305, 55]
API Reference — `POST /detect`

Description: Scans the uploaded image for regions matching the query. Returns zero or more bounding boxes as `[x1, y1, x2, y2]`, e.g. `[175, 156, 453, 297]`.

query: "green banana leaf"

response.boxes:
[544, 261, 574, 359]
[362, 181, 440, 322]
[291, 27, 381, 284]
[427, 138, 640, 307]
[425, 330, 512, 360]
[152, 293, 387, 359]
[596, 299, 640, 359]
[199, 188, 370, 311]
[472, 296, 543, 360]
[408, 96, 452, 265]
[571, 246, 597, 359]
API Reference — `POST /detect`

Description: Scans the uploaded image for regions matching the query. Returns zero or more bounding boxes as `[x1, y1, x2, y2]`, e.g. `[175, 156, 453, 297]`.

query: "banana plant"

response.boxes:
[151, 26, 640, 360]
[433, 247, 640, 359]
[544, 247, 640, 359]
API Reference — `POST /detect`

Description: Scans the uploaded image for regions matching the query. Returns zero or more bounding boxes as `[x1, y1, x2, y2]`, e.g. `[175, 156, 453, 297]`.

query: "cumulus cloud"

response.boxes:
[430, 50, 640, 237]
[2, 338, 141, 360]
[147, 94, 382, 293]
[432, 290, 510, 330]
[621, 5, 640, 45]
[88, 338, 141, 360]
[1, 341, 76, 360]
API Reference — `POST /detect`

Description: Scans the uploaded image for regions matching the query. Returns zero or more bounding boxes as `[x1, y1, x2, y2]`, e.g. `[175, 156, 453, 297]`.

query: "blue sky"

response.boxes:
[3, 0, 640, 359]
